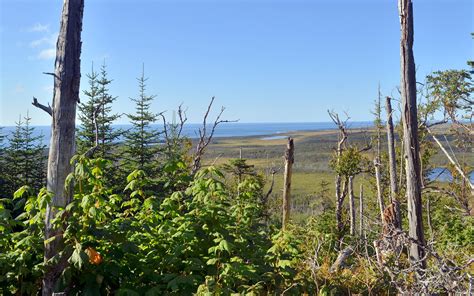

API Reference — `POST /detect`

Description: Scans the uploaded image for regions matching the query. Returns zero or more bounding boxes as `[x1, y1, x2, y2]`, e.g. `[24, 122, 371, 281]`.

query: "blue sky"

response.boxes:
[0, 0, 472, 126]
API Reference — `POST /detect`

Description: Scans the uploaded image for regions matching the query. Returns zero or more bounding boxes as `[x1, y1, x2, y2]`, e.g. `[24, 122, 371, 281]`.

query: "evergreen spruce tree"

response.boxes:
[77, 64, 100, 154]
[4, 113, 46, 196]
[96, 62, 121, 160]
[77, 62, 121, 158]
[4, 115, 26, 196]
[22, 112, 47, 192]
[123, 67, 160, 176]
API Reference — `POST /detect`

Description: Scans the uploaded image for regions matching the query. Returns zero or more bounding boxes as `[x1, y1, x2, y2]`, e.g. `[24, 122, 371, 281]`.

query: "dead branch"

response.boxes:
[191, 97, 237, 175]
[176, 103, 188, 138]
[43, 71, 61, 81]
[32, 97, 52, 116]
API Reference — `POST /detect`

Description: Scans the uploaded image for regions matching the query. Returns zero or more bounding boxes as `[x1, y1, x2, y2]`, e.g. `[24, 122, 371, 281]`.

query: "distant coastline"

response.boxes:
[1, 121, 374, 147]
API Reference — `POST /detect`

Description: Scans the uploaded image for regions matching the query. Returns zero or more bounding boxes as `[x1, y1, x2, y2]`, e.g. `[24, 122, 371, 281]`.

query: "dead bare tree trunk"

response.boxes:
[328, 111, 349, 234]
[386, 96, 398, 199]
[398, 0, 426, 269]
[359, 184, 364, 238]
[386, 96, 402, 229]
[335, 176, 348, 233]
[374, 159, 385, 224]
[348, 175, 356, 236]
[37, 0, 84, 294]
[282, 137, 294, 230]
[374, 90, 386, 227]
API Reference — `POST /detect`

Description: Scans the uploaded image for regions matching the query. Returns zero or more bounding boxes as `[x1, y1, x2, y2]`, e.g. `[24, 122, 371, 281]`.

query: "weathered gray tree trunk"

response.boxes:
[328, 111, 349, 234]
[398, 0, 426, 269]
[282, 137, 294, 230]
[385, 96, 402, 229]
[359, 184, 364, 238]
[385, 96, 398, 200]
[348, 176, 356, 236]
[374, 91, 385, 227]
[374, 159, 385, 223]
[335, 175, 348, 233]
[42, 0, 84, 294]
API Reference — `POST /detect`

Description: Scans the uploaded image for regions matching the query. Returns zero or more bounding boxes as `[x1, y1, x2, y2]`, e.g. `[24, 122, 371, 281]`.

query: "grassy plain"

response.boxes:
[201, 125, 472, 222]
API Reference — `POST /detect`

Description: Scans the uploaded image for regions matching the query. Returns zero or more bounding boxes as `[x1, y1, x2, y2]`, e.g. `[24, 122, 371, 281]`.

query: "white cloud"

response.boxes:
[29, 23, 49, 33]
[38, 48, 56, 60]
[30, 32, 57, 48]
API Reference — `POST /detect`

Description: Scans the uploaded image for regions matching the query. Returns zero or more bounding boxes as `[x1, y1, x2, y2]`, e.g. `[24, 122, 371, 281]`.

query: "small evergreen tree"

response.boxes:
[77, 62, 122, 185]
[96, 62, 121, 160]
[77, 64, 100, 154]
[4, 113, 46, 196]
[123, 66, 160, 176]
[4, 116, 26, 196]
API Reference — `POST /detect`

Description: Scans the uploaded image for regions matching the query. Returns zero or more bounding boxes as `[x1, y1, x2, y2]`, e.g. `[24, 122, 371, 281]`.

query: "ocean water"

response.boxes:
[427, 167, 474, 183]
[1, 121, 373, 147]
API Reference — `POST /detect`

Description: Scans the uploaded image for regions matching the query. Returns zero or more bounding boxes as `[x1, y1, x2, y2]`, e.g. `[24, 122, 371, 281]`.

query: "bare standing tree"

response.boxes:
[385, 96, 402, 229]
[373, 87, 385, 225]
[32, 0, 85, 294]
[348, 175, 356, 235]
[398, 0, 426, 269]
[328, 110, 349, 234]
[282, 137, 294, 230]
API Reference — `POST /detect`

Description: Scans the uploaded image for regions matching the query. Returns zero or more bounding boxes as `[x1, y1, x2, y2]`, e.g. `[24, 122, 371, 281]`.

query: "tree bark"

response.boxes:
[385, 96, 399, 200]
[335, 175, 348, 234]
[43, 0, 84, 294]
[282, 137, 294, 230]
[348, 175, 356, 236]
[385, 96, 402, 230]
[359, 184, 364, 238]
[398, 0, 426, 269]
[374, 158, 385, 223]
[328, 111, 349, 234]
[374, 92, 386, 227]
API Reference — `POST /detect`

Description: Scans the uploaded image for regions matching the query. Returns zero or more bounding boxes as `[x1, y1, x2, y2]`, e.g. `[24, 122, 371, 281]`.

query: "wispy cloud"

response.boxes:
[29, 23, 49, 33]
[38, 48, 56, 60]
[30, 33, 57, 48]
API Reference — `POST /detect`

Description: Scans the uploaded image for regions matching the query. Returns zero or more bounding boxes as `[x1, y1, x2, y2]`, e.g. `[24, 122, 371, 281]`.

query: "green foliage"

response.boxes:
[330, 146, 367, 177]
[77, 62, 123, 190]
[77, 64, 100, 155]
[425, 69, 473, 122]
[0, 186, 49, 294]
[2, 113, 46, 199]
[1, 155, 309, 294]
[123, 67, 161, 177]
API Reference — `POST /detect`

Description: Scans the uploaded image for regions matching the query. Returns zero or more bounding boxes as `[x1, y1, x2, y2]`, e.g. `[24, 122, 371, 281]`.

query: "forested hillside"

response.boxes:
[0, 0, 473, 295]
